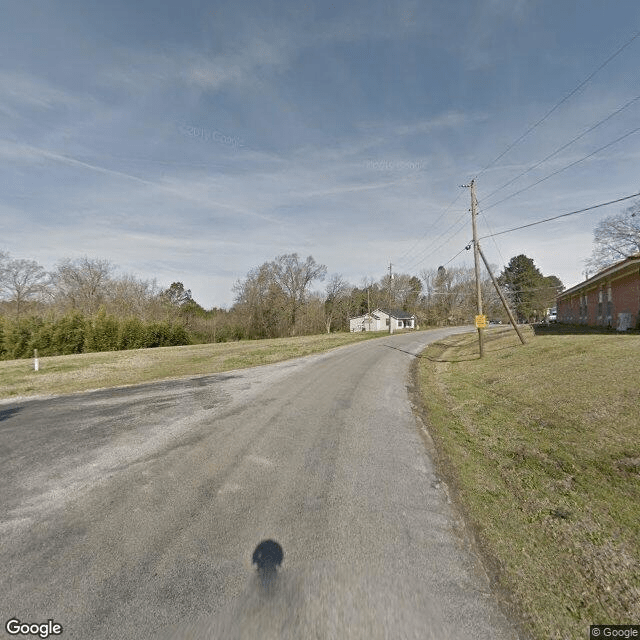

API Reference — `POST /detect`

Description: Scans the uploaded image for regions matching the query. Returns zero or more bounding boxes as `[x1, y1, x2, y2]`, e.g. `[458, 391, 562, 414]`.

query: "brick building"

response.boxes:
[556, 253, 640, 330]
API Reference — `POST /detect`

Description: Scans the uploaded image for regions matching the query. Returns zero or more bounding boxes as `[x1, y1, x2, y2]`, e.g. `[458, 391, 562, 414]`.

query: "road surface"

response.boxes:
[1, 328, 520, 639]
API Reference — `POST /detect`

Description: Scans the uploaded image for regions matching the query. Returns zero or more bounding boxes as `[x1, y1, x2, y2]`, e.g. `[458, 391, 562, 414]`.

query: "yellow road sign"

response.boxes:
[475, 314, 488, 328]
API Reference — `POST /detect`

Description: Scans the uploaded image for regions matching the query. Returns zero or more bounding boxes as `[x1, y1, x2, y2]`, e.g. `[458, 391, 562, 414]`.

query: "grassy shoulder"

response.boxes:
[415, 326, 640, 640]
[0, 330, 392, 400]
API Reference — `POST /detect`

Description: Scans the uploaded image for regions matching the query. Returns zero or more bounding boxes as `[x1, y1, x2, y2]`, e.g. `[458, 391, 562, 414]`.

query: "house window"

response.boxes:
[397, 321, 403, 328]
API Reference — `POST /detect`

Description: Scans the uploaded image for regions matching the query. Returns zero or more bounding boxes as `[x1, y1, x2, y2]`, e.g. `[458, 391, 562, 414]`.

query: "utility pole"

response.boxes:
[461, 180, 525, 350]
[388, 262, 393, 334]
[469, 179, 484, 357]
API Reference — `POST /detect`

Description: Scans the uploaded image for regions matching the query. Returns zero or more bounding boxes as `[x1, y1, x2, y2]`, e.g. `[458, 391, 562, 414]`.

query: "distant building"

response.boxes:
[349, 308, 417, 332]
[556, 253, 640, 331]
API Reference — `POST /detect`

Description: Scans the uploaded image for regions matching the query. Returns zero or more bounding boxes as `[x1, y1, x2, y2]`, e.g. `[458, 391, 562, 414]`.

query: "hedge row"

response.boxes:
[0, 310, 190, 360]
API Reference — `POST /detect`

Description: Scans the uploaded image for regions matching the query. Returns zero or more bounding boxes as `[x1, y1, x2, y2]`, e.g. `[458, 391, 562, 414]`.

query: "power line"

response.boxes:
[503, 284, 565, 294]
[402, 211, 469, 272]
[481, 126, 640, 213]
[394, 30, 640, 276]
[477, 191, 640, 241]
[443, 245, 470, 267]
[395, 192, 464, 266]
[474, 29, 640, 182]
[482, 92, 640, 203]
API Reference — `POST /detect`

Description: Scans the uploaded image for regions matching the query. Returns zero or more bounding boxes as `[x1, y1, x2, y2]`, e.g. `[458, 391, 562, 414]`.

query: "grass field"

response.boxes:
[0, 330, 390, 400]
[415, 326, 640, 640]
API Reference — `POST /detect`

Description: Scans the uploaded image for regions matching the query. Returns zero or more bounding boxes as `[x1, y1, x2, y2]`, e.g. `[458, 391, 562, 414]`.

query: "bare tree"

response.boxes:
[587, 200, 640, 272]
[0, 257, 49, 318]
[421, 266, 461, 325]
[232, 254, 327, 338]
[323, 273, 351, 333]
[51, 257, 114, 315]
[0, 250, 10, 303]
[420, 265, 504, 325]
[233, 263, 288, 338]
[270, 254, 327, 335]
[391, 273, 422, 312]
[106, 274, 166, 321]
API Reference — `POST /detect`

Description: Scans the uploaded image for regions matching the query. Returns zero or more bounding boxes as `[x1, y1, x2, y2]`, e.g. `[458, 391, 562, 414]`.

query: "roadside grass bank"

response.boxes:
[0, 330, 392, 400]
[415, 327, 640, 640]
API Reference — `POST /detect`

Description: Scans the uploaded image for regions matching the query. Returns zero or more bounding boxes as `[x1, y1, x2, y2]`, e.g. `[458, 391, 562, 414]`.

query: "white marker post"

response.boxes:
[34, 349, 39, 372]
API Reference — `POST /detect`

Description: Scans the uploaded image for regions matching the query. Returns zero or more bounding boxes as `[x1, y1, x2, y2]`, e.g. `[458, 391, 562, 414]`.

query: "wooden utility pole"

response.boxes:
[470, 180, 484, 357]
[388, 262, 393, 334]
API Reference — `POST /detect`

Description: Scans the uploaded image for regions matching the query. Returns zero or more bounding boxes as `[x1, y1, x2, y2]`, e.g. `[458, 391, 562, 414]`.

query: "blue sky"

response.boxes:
[2, 0, 639, 308]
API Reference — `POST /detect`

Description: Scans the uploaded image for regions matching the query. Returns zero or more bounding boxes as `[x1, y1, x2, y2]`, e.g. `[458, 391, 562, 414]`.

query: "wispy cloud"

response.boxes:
[0, 139, 155, 185]
[391, 112, 486, 136]
[0, 70, 84, 112]
[1, 0, 638, 306]
[185, 37, 293, 91]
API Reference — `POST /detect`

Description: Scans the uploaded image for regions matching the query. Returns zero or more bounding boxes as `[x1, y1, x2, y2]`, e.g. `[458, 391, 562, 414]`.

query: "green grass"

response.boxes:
[0, 330, 391, 400]
[415, 327, 640, 640]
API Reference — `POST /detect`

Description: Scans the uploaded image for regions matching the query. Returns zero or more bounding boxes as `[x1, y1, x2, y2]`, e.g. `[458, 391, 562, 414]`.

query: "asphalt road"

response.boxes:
[1, 328, 520, 640]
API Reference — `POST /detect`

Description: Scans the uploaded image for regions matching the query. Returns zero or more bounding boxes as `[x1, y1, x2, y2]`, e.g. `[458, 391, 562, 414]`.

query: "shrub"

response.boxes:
[2, 318, 34, 359]
[118, 317, 146, 350]
[29, 316, 55, 356]
[84, 309, 120, 352]
[51, 312, 87, 355]
[169, 323, 190, 346]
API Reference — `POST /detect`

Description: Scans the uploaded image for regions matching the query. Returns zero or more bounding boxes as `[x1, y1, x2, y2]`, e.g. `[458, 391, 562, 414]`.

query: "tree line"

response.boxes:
[3, 195, 636, 360]
[0, 249, 566, 360]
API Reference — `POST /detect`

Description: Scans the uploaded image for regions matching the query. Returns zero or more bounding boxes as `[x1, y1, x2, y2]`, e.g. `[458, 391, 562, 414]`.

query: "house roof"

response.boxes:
[349, 309, 416, 321]
[376, 308, 416, 319]
[349, 313, 379, 321]
[558, 253, 640, 299]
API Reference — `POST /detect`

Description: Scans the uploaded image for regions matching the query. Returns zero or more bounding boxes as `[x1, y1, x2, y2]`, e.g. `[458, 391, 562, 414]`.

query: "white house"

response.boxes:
[349, 308, 417, 332]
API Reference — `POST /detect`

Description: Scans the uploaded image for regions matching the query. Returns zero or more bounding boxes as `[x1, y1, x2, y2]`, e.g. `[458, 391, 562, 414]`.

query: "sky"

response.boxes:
[2, 0, 639, 309]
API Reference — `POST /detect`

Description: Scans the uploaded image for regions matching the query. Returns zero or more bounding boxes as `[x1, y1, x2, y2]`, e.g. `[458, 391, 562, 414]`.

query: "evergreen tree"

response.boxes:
[85, 309, 120, 352]
[118, 317, 146, 350]
[498, 255, 563, 323]
[29, 316, 55, 357]
[2, 318, 33, 359]
[51, 312, 87, 355]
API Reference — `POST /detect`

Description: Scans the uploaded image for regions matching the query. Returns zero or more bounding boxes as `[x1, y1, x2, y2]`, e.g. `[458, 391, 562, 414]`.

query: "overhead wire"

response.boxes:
[477, 191, 640, 241]
[482, 92, 640, 203]
[480, 127, 640, 213]
[473, 29, 640, 182]
[393, 29, 640, 275]
[401, 209, 469, 272]
[395, 191, 464, 267]
[442, 245, 470, 267]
